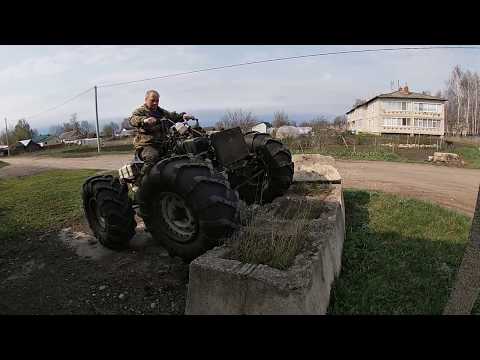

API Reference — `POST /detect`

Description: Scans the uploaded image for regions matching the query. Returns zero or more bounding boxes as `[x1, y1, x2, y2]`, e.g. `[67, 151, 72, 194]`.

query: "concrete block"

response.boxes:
[185, 184, 345, 315]
[292, 154, 341, 183]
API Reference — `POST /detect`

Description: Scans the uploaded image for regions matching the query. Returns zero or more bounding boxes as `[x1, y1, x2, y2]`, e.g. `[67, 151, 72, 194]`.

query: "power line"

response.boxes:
[96, 46, 480, 88]
[13, 87, 94, 122]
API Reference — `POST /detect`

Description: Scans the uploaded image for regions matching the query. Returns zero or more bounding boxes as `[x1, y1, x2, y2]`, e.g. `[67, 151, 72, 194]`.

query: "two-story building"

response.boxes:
[346, 86, 447, 137]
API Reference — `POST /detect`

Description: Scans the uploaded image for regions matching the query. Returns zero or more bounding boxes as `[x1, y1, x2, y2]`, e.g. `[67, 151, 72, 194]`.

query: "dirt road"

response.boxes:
[2, 155, 479, 216]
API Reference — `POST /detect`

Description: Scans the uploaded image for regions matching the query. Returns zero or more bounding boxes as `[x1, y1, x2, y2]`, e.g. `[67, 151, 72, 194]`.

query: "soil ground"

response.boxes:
[0, 219, 189, 315]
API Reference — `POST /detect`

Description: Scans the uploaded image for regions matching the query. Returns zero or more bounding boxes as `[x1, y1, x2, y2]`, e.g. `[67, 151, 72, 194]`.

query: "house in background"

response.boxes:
[33, 134, 63, 148]
[251, 122, 274, 134]
[346, 86, 447, 137]
[0, 145, 9, 156]
[15, 139, 42, 153]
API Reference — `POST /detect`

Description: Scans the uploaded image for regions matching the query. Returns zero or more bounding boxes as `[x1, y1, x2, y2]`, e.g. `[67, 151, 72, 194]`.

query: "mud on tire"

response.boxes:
[137, 155, 240, 262]
[239, 131, 294, 204]
[82, 175, 137, 249]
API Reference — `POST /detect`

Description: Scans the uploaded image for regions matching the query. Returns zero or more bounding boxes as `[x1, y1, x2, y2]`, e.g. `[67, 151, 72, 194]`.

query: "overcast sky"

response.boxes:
[1, 45, 480, 133]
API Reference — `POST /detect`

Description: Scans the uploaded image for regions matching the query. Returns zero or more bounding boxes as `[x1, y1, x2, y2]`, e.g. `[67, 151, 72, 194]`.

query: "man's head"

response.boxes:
[144, 90, 160, 110]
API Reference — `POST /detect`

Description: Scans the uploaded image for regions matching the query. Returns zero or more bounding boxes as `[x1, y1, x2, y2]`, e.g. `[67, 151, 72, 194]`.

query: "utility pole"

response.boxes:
[94, 85, 101, 153]
[4, 117, 10, 156]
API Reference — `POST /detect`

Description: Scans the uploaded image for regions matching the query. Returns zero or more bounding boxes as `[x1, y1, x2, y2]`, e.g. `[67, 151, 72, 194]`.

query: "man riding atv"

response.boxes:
[82, 90, 294, 261]
[129, 89, 195, 181]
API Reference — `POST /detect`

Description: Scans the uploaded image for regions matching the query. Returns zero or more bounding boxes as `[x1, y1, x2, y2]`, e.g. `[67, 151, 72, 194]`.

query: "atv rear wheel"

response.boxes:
[137, 155, 240, 262]
[239, 131, 294, 204]
[82, 175, 137, 249]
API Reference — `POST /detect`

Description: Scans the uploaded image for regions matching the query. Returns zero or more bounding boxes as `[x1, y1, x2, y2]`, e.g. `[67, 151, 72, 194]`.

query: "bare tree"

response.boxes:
[215, 109, 258, 133]
[443, 65, 480, 136]
[80, 121, 94, 137]
[272, 110, 291, 128]
[333, 115, 347, 130]
[63, 113, 81, 133]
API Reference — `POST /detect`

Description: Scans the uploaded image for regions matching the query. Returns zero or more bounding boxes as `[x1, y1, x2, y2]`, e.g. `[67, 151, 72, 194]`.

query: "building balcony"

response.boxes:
[381, 126, 443, 134]
[382, 110, 442, 118]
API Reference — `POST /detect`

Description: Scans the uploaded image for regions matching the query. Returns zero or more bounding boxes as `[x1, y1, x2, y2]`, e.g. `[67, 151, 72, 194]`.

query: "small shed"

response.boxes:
[275, 126, 313, 139]
[251, 122, 274, 134]
[15, 139, 42, 153]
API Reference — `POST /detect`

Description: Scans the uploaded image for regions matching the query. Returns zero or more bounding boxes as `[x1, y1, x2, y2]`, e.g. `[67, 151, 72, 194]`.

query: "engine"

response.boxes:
[175, 137, 210, 155]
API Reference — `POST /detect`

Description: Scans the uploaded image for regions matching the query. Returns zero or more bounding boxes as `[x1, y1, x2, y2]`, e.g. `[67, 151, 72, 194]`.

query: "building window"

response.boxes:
[384, 101, 411, 111]
[414, 103, 440, 113]
[413, 118, 441, 128]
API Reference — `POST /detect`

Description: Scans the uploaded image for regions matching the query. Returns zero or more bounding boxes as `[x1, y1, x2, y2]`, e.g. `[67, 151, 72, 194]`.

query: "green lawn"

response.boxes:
[0, 160, 8, 169]
[294, 146, 403, 162]
[0, 169, 98, 241]
[328, 189, 480, 315]
[455, 146, 480, 169]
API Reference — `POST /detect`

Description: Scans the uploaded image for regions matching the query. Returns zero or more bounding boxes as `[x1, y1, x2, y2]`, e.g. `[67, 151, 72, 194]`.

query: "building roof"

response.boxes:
[346, 87, 447, 114]
[33, 134, 55, 143]
[18, 139, 32, 147]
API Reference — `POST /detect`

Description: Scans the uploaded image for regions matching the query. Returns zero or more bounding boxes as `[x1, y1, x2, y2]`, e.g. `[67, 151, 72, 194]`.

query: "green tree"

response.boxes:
[13, 119, 37, 141]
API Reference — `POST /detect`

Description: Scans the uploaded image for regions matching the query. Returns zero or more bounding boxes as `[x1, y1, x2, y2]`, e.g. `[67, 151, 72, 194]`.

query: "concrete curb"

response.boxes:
[185, 180, 345, 314]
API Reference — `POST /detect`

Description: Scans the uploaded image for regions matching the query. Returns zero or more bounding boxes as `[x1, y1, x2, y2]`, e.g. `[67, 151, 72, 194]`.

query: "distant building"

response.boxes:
[15, 139, 42, 153]
[275, 125, 313, 139]
[251, 122, 274, 134]
[33, 134, 63, 148]
[117, 128, 135, 137]
[0, 145, 9, 156]
[346, 86, 447, 136]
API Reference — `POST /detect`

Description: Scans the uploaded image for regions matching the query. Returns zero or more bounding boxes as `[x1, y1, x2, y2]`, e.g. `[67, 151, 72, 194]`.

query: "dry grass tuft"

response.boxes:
[229, 201, 314, 270]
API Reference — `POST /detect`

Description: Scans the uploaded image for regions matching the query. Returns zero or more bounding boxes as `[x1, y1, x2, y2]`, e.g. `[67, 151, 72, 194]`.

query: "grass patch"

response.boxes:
[454, 146, 480, 169]
[328, 189, 479, 315]
[0, 160, 8, 169]
[292, 145, 403, 162]
[0, 169, 98, 241]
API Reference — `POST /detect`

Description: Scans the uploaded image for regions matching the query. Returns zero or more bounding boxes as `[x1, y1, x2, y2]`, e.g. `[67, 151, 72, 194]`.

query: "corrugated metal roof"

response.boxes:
[33, 134, 51, 143]
[346, 89, 447, 114]
[19, 139, 32, 147]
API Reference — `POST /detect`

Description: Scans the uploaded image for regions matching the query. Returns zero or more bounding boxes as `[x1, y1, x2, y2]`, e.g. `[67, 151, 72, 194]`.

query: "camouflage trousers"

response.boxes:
[136, 144, 168, 181]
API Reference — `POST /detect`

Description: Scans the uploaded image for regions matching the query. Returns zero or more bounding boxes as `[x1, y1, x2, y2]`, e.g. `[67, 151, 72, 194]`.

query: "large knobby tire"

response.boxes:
[240, 131, 294, 204]
[137, 155, 240, 262]
[82, 175, 137, 250]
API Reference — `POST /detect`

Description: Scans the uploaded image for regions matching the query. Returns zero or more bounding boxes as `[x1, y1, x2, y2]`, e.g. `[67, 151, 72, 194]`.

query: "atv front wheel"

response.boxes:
[137, 155, 240, 262]
[239, 131, 294, 204]
[82, 175, 137, 249]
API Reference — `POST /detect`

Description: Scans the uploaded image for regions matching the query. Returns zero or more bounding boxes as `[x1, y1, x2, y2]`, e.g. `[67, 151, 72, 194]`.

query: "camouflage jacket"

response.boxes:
[129, 104, 185, 148]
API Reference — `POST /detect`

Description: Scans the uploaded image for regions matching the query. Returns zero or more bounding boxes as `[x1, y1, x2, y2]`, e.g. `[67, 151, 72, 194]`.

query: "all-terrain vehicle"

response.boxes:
[82, 118, 294, 262]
